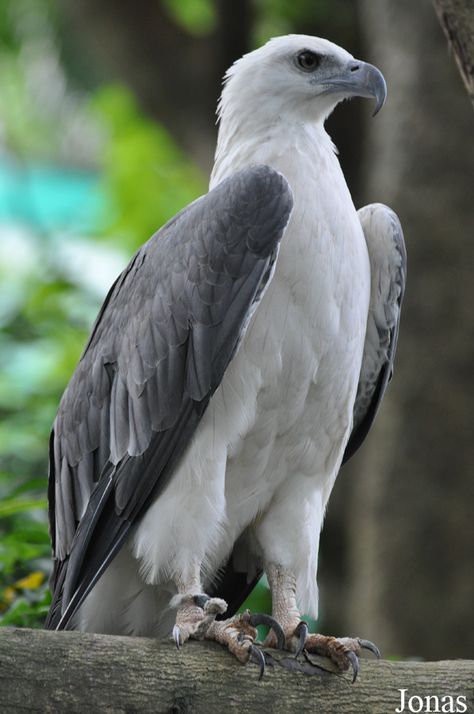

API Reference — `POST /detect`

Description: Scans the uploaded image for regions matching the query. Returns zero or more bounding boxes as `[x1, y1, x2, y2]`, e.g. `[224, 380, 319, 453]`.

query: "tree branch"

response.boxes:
[1, 628, 473, 713]
[432, 0, 474, 107]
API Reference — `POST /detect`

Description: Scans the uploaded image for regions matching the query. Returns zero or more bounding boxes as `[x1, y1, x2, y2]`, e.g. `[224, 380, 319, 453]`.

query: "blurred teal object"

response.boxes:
[0, 160, 103, 233]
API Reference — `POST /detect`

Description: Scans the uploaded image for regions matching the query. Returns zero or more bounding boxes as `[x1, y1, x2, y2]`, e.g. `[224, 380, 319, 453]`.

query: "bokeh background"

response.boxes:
[0, 0, 472, 660]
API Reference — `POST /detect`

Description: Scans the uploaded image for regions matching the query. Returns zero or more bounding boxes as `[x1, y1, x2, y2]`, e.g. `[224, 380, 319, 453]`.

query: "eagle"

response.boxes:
[45, 35, 406, 680]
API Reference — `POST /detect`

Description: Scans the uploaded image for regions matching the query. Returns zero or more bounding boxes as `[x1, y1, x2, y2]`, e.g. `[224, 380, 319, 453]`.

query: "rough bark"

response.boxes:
[0, 628, 473, 713]
[341, 0, 474, 660]
[432, 0, 474, 106]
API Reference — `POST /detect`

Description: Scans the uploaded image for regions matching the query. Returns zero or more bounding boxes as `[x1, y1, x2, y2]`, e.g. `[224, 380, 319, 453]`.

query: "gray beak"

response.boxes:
[321, 60, 387, 116]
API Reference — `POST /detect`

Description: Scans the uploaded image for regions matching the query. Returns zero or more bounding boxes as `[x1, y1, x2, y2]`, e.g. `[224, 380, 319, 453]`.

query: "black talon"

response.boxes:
[193, 594, 210, 609]
[248, 613, 285, 650]
[249, 644, 266, 680]
[293, 620, 309, 658]
[358, 638, 381, 659]
[346, 650, 359, 683]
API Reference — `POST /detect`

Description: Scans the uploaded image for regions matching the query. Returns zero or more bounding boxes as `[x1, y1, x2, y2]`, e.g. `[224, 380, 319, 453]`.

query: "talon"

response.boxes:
[249, 644, 266, 680]
[358, 638, 381, 659]
[248, 613, 285, 650]
[172, 624, 181, 649]
[294, 620, 309, 658]
[346, 650, 359, 683]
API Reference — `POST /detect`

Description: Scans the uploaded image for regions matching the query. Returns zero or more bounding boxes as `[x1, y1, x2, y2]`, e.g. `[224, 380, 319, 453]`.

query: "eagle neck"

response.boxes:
[210, 117, 338, 193]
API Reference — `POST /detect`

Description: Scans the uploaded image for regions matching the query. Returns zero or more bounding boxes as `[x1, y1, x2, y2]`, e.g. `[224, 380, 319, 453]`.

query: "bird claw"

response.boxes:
[293, 620, 309, 658]
[173, 607, 376, 685]
[346, 650, 359, 683]
[249, 643, 266, 680]
[172, 624, 181, 649]
[343, 636, 380, 682]
[297, 631, 380, 682]
[357, 638, 381, 659]
[247, 612, 286, 650]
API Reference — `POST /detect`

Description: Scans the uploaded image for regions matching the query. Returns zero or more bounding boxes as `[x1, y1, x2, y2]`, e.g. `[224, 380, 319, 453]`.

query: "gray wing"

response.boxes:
[45, 165, 293, 629]
[343, 203, 406, 464]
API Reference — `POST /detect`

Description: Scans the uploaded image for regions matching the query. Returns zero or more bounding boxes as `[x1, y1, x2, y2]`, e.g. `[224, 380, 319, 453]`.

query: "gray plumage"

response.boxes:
[343, 204, 406, 462]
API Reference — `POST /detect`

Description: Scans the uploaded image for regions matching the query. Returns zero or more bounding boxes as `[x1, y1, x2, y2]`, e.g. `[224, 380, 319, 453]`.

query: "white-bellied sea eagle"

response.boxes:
[45, 35, 406, 680]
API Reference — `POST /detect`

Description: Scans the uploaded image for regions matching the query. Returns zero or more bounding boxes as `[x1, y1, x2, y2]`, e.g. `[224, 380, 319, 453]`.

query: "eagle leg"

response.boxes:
[171, 592, 283, 677]
[302, 634, 381, 683]
[264, 562, 380, 682]
[171, 593, 228, 646]
[205, 610, 283, 678]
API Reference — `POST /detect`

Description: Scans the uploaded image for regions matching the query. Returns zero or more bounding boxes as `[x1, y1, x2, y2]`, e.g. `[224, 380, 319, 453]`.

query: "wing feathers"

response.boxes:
[343, 203, 406, 464]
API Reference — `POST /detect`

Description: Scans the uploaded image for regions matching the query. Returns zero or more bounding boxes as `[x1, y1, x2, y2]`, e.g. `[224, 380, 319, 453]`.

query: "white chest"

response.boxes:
[207, 127, 371, 501]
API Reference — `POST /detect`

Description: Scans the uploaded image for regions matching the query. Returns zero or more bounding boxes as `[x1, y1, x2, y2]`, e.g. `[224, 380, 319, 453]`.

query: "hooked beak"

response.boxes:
[319, 60, 387, 116]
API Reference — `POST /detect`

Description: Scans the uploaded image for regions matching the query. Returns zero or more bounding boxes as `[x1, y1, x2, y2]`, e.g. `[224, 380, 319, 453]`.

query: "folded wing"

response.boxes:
[45, 165, 293, 630]
[343, 203, 406, 463]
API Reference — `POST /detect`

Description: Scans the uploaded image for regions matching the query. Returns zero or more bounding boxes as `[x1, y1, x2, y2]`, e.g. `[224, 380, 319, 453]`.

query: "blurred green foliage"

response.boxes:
[94, 86, 206, 251]
[0, 469, 51, 627]
[162, 0, 216, 36]
[0, 226, 92, 625]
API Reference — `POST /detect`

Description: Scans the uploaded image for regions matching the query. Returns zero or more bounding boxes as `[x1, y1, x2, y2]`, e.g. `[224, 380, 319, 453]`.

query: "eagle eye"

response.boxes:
[296, 50, 322, 72]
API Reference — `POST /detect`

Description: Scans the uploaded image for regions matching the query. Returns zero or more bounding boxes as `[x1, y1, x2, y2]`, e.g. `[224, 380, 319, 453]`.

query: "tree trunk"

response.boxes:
[61, 0, 252, 172]
[341, 0, 474, 660]
[432, 0, 474, 106]
[1, 629, 473, 713]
